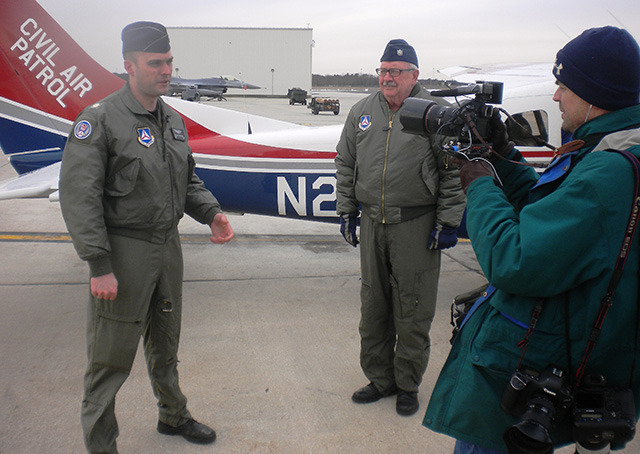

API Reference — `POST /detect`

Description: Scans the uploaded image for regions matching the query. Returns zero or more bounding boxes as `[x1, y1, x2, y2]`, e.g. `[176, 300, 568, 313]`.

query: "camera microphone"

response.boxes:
[431, 85, 481, 97]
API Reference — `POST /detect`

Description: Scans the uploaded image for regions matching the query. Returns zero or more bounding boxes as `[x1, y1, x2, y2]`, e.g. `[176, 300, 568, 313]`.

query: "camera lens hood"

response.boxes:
[399, 98, 437, 136]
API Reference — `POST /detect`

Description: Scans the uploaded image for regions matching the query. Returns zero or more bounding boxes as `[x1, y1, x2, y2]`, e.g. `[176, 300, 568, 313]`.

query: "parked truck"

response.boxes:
[287, 88, 308, 105]
[308, 97, 340, 115]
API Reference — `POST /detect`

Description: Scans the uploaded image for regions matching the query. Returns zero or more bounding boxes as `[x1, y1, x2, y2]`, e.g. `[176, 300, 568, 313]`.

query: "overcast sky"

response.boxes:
[37, 0, 640, 78]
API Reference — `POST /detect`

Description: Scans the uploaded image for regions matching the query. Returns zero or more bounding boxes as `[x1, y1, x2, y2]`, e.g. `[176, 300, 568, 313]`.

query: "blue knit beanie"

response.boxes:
[553, 26, 640, 111]
[380, 39, 418, 67]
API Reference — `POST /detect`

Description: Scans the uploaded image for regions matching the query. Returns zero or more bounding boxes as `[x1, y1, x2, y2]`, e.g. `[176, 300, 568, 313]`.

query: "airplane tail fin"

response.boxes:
[0, 0, 124, 174]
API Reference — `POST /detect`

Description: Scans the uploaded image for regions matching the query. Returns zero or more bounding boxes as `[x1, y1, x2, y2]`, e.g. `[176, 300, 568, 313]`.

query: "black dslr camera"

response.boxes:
[500, 365, 573, 454]
[572, 375, 635, 453]
[501, 365, 636, 454]
[399, 81, 503, 157]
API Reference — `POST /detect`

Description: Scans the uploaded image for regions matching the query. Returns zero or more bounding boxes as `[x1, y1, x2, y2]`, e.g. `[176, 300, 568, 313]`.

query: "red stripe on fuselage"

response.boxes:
[189, 134, 336, 159]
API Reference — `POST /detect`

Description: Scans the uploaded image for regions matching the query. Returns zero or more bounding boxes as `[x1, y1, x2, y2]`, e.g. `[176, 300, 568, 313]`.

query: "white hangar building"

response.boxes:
[166, 27, 313, 97]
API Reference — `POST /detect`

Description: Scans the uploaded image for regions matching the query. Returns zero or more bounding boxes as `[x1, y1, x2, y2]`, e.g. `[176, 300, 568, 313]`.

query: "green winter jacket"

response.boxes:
[60, 84, 221, 277]
[424, 105, 640, 450]
[335, 84, 465, 227]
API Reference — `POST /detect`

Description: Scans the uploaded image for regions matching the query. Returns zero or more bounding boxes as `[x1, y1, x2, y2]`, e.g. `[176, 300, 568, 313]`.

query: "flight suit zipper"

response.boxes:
[149, 109, 176, 234]
[161, 113, 177, 229]
[381, 109, 394, 224]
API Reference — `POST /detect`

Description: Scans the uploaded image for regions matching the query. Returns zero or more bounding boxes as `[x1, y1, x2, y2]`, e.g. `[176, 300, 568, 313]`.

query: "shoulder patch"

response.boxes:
[73, 120, 92, 140]
[359, 115, 371, 131]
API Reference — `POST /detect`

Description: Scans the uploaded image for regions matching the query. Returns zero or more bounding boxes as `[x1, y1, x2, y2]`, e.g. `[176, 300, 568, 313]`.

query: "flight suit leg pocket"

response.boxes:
[93, 310, 143, 372]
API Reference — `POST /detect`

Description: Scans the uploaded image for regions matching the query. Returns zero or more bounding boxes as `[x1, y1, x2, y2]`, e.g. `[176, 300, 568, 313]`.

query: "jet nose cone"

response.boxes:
[243, 83, 261, 90]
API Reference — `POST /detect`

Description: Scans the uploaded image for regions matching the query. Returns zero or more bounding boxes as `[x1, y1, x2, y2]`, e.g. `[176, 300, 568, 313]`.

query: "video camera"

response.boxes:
[400, 81, 504, 158]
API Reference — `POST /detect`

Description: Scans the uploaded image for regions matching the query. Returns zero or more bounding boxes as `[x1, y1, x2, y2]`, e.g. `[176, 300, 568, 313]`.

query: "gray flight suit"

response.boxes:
[335, 85, 465, 394]
[358, 211, 441, 393]
[60, 83, 221, 453]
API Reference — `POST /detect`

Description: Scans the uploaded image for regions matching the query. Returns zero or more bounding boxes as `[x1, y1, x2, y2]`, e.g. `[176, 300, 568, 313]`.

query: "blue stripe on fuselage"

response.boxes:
[0, 116, 67, 174]
[0, 116, 67, 156]
[195, 166, 340, 223]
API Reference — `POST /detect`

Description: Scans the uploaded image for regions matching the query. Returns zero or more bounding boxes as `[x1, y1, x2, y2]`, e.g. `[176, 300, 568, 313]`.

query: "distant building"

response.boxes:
[167, 27, 313, 97]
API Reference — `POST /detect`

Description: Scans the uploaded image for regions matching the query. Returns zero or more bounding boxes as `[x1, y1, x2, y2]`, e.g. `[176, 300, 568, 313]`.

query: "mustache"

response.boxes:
[381, 81, 397, 87]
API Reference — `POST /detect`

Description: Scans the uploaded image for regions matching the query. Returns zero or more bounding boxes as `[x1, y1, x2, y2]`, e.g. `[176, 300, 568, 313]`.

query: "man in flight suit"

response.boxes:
[59, 22, 234, 453]
[335, 39, 465, 416]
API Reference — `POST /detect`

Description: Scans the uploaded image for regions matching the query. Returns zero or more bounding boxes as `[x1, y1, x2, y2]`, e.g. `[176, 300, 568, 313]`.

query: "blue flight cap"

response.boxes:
[380, 39, 418, 67]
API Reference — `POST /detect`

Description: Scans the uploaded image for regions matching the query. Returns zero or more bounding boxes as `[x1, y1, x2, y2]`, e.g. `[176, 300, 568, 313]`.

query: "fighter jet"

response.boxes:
[170, 75, 261, 101]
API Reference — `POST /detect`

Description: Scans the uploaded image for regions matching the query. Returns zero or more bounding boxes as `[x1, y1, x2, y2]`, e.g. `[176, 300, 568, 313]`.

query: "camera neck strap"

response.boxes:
[574, 148, 640, 386]
[516, 148, 640, 388]
[516, 298, 546, 367]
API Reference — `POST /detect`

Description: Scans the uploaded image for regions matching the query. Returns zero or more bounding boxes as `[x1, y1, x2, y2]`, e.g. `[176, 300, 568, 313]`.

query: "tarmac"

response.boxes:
[1, 91, 638, 453]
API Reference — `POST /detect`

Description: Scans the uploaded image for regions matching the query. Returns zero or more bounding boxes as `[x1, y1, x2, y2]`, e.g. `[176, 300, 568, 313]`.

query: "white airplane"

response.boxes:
[0, 0, 560, 228]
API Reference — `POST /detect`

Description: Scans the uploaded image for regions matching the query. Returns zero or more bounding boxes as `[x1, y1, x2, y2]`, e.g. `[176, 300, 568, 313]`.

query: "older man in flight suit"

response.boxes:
[60, 22, 234, 453]
[335, 39, 465, 416]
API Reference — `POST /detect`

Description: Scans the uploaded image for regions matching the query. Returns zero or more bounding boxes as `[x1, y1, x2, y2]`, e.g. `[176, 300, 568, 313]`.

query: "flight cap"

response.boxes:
[122, 21, 171, 54]
[380, 39, 418, 67]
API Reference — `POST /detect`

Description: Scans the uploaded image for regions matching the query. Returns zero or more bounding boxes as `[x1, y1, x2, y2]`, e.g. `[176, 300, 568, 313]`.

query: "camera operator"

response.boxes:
[335, 39, 465, 417]
[422, 26, 640, 454]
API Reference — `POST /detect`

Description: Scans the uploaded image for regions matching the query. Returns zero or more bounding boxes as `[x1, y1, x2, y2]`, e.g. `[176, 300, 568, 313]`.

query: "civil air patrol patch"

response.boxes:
[73, 120, 92, 140]
[137, 127, 155, 147]
[359, 115, 371, 131]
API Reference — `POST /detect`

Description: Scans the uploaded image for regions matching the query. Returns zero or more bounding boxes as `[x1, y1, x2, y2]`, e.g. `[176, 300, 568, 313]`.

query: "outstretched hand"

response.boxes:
[209, 213, 234, 244]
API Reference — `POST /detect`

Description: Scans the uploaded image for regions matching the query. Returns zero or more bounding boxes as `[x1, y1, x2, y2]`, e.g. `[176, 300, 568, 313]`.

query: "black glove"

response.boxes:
[489, 109, 514, 159]
[340, 212, 359, 247]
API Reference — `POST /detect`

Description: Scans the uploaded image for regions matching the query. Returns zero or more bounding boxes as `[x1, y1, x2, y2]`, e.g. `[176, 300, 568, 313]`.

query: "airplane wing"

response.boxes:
[0, 161, 60, 201]
[439, 63, 554, 87]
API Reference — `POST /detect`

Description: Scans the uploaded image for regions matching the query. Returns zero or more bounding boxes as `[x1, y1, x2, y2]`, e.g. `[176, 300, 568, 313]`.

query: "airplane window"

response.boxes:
[507, 110, 549, 147]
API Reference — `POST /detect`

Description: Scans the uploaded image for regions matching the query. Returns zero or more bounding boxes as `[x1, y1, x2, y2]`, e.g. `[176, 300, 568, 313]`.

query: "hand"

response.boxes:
[209, 213, 234, 244]
[340, 212, 359, 247]
[428, 224, 458, 250]
[489, 109, 514, 159]
[91, 273, 118, 300]
[456, 158, 496, 193]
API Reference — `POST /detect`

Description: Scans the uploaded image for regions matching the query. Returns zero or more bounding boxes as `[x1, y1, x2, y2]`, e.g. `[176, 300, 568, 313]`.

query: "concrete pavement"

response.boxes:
[0, 187, 481, 453]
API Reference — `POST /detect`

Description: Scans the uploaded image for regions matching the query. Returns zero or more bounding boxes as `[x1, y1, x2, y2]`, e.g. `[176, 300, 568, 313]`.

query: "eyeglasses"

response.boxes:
[375, 68, 415, 77]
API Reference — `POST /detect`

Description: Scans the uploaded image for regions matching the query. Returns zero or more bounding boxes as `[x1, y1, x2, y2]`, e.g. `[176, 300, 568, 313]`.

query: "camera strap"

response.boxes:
[515, 298, 546, 368]
[574, 148, 640, 386]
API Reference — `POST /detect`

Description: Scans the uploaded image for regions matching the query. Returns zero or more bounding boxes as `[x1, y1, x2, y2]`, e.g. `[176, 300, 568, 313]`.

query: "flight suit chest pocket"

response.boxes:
[104, 158, 141, 197]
